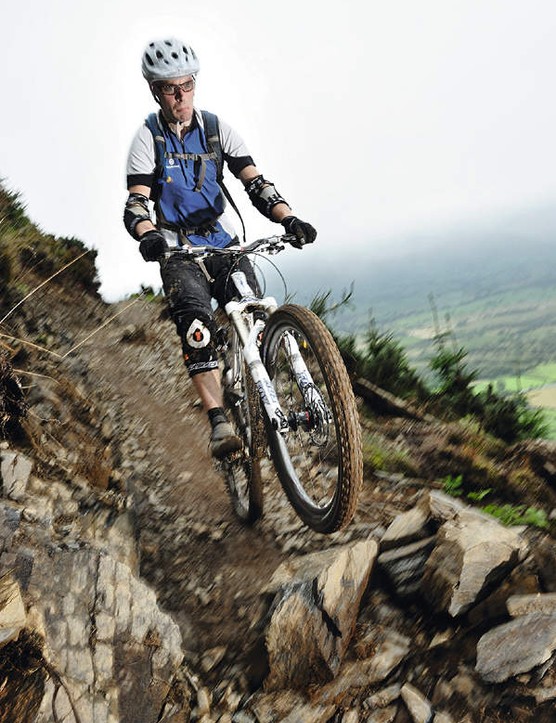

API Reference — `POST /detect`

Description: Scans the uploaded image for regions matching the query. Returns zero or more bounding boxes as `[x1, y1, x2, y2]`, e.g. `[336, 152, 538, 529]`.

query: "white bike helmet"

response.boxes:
[141, 38, 200, 82]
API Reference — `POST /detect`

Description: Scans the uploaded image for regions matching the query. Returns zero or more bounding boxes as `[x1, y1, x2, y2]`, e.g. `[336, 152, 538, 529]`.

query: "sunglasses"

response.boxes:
[155, 79, 195, 96]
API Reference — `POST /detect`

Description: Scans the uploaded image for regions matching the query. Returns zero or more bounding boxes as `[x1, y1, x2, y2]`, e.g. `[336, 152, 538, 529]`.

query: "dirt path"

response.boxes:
[84, 301, 279, 645]
[82, 296, 415, 678]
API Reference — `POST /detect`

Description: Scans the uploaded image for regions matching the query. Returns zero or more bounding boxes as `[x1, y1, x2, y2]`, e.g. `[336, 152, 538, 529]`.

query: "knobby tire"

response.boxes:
[261, 304, 363, 533]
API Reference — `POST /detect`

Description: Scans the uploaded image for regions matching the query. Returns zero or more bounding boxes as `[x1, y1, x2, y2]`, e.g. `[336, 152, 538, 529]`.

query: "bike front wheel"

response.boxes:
[261, 304, 363, 533]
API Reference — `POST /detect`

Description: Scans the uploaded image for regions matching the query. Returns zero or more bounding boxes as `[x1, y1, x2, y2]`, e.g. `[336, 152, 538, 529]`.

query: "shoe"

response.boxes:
[210, 420, 242, 459]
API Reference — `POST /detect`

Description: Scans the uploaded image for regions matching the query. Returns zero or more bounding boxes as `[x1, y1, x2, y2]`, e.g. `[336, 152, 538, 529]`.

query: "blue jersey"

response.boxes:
[149, 116, 233, 248]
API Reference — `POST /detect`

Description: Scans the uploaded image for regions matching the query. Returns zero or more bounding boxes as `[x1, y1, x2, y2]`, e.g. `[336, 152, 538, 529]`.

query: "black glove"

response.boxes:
[138, 230, 166, 262]
[281, 216, 317, 249]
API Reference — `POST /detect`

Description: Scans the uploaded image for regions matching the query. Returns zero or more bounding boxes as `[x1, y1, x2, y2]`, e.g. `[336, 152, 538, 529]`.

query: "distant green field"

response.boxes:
[475, 362, 556, 395]
[474, 361, 556, 440]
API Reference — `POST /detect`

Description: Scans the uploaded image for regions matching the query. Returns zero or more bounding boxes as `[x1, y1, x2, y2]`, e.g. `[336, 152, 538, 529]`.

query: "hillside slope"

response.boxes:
[2, 183, 556, 721]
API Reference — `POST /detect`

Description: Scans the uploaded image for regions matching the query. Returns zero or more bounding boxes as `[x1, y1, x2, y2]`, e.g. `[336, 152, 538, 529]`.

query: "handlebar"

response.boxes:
[162, 233, 298, 260]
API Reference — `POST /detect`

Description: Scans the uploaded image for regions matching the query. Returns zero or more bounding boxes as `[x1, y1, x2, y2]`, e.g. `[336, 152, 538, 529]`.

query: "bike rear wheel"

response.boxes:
[261, 304, 362, 533]
[221, 332, 265, 524]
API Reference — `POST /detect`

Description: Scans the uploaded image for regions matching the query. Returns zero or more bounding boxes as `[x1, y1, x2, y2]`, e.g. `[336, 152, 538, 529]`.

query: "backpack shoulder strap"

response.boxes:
[201, 110, 223, 181]
[201, 110, 246, 243]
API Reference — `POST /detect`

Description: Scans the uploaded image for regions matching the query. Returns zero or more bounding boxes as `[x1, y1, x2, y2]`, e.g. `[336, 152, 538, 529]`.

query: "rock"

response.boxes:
[280, 702, 337, 723]
[466, 562, 540, 627]
[363, 706, 398, 722]
[201, 645, 227, 672]
[400, 683, 433, 723]
[196, 687, 212, 716]
[354, 625, 410, 662]
[427, 490, 469, 521]
[1, 538, 190, 720]
[0, 503, 21, 554]
[247, 690, 335, 723]
[434, 713, 455, 723]
[428, 629, 454, 648]
[314, 628, 409, 705]
[362, 683, 401, 710]
[0, 450, 33, 501]
[0, 573, 26, 646]
[378, 536, 436, 597]
[264, 540, 377, 690]
[507, 593, 556, 617]
[532, 535, 556, 592]
[476, 613, 556, 682]
[380, 500, 432, 551]
[231, 712, 257, 723]
[421, 515, 527, 616]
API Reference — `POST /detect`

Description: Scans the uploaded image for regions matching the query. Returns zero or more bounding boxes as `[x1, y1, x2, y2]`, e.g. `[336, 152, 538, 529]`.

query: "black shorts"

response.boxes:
[159, 253, 259, 374]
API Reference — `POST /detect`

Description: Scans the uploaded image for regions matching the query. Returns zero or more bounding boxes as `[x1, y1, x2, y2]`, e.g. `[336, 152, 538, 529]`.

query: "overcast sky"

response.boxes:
[1, 0, 555, 301]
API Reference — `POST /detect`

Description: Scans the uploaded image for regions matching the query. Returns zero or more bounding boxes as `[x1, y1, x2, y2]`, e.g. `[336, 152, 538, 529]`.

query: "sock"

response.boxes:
[208, 407, 228, 428]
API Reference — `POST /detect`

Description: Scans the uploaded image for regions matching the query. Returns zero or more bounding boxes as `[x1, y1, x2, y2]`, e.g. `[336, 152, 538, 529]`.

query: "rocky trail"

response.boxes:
[83, 300, 407, 665]
[1, 287, 556, 722]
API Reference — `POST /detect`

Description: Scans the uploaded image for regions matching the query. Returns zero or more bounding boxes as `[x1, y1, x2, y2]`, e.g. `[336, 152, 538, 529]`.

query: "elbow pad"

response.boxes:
[245, 175, 288, 220]
[124, 193, 151, 240]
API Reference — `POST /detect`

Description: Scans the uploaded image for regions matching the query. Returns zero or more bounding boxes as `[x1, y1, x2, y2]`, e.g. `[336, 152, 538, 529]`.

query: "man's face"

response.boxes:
[152, 76, 195, 124]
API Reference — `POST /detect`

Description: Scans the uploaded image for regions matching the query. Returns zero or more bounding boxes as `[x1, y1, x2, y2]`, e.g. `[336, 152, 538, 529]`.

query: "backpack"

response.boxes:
[145, 110, 246, 242]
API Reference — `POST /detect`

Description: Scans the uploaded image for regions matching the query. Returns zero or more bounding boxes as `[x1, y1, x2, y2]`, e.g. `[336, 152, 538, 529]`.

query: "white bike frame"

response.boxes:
[224, 270, 320, 434]
[164, 237, 323, 435]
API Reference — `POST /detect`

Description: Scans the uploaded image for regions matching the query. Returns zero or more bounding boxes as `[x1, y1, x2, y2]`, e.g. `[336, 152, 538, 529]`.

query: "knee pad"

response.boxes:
[175, 311, 219, 376]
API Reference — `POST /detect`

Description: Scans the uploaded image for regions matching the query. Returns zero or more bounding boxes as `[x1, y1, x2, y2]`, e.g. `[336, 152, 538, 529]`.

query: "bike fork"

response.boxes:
[228, 311, 289, 433]
[282, 332, 333, 429]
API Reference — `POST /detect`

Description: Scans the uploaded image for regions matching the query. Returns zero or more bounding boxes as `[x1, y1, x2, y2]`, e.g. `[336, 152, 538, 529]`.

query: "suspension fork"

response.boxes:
[228, 310, 290, 433]
[281, 332, 333, 429]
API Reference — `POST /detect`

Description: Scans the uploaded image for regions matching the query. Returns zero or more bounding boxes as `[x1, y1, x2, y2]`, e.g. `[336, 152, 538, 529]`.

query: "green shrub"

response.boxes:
[442, 473, 464, 496]
[428, 329, 548, 442]
[343, 320, 426, 399]
[309, 285, 354, 323]
[476, 386, 548, 443]
[481, 503, 549, 529]
[429, 343, 480, 416]
[0, 185, 31, 232]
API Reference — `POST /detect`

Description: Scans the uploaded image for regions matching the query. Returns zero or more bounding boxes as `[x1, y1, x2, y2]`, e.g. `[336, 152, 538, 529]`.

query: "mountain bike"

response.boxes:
[165, 235, 363, 533]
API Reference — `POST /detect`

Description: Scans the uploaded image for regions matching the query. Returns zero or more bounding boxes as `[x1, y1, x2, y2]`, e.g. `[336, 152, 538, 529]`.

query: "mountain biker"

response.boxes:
[124, 37, 317, 459]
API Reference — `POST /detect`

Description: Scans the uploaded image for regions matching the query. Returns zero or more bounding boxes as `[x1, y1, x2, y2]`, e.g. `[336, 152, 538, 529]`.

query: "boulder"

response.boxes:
[6, 544, 190, 722]
[380, 500, 432, 551]
[314, 628, 409, 705]
[421, 515, 527, 616]
[507, 593, 556, 617]
[378, 536, 436, 598]
[265, 540, 377, 690]
[0, 450, 33, 501]
[476, 613, 556, 683]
